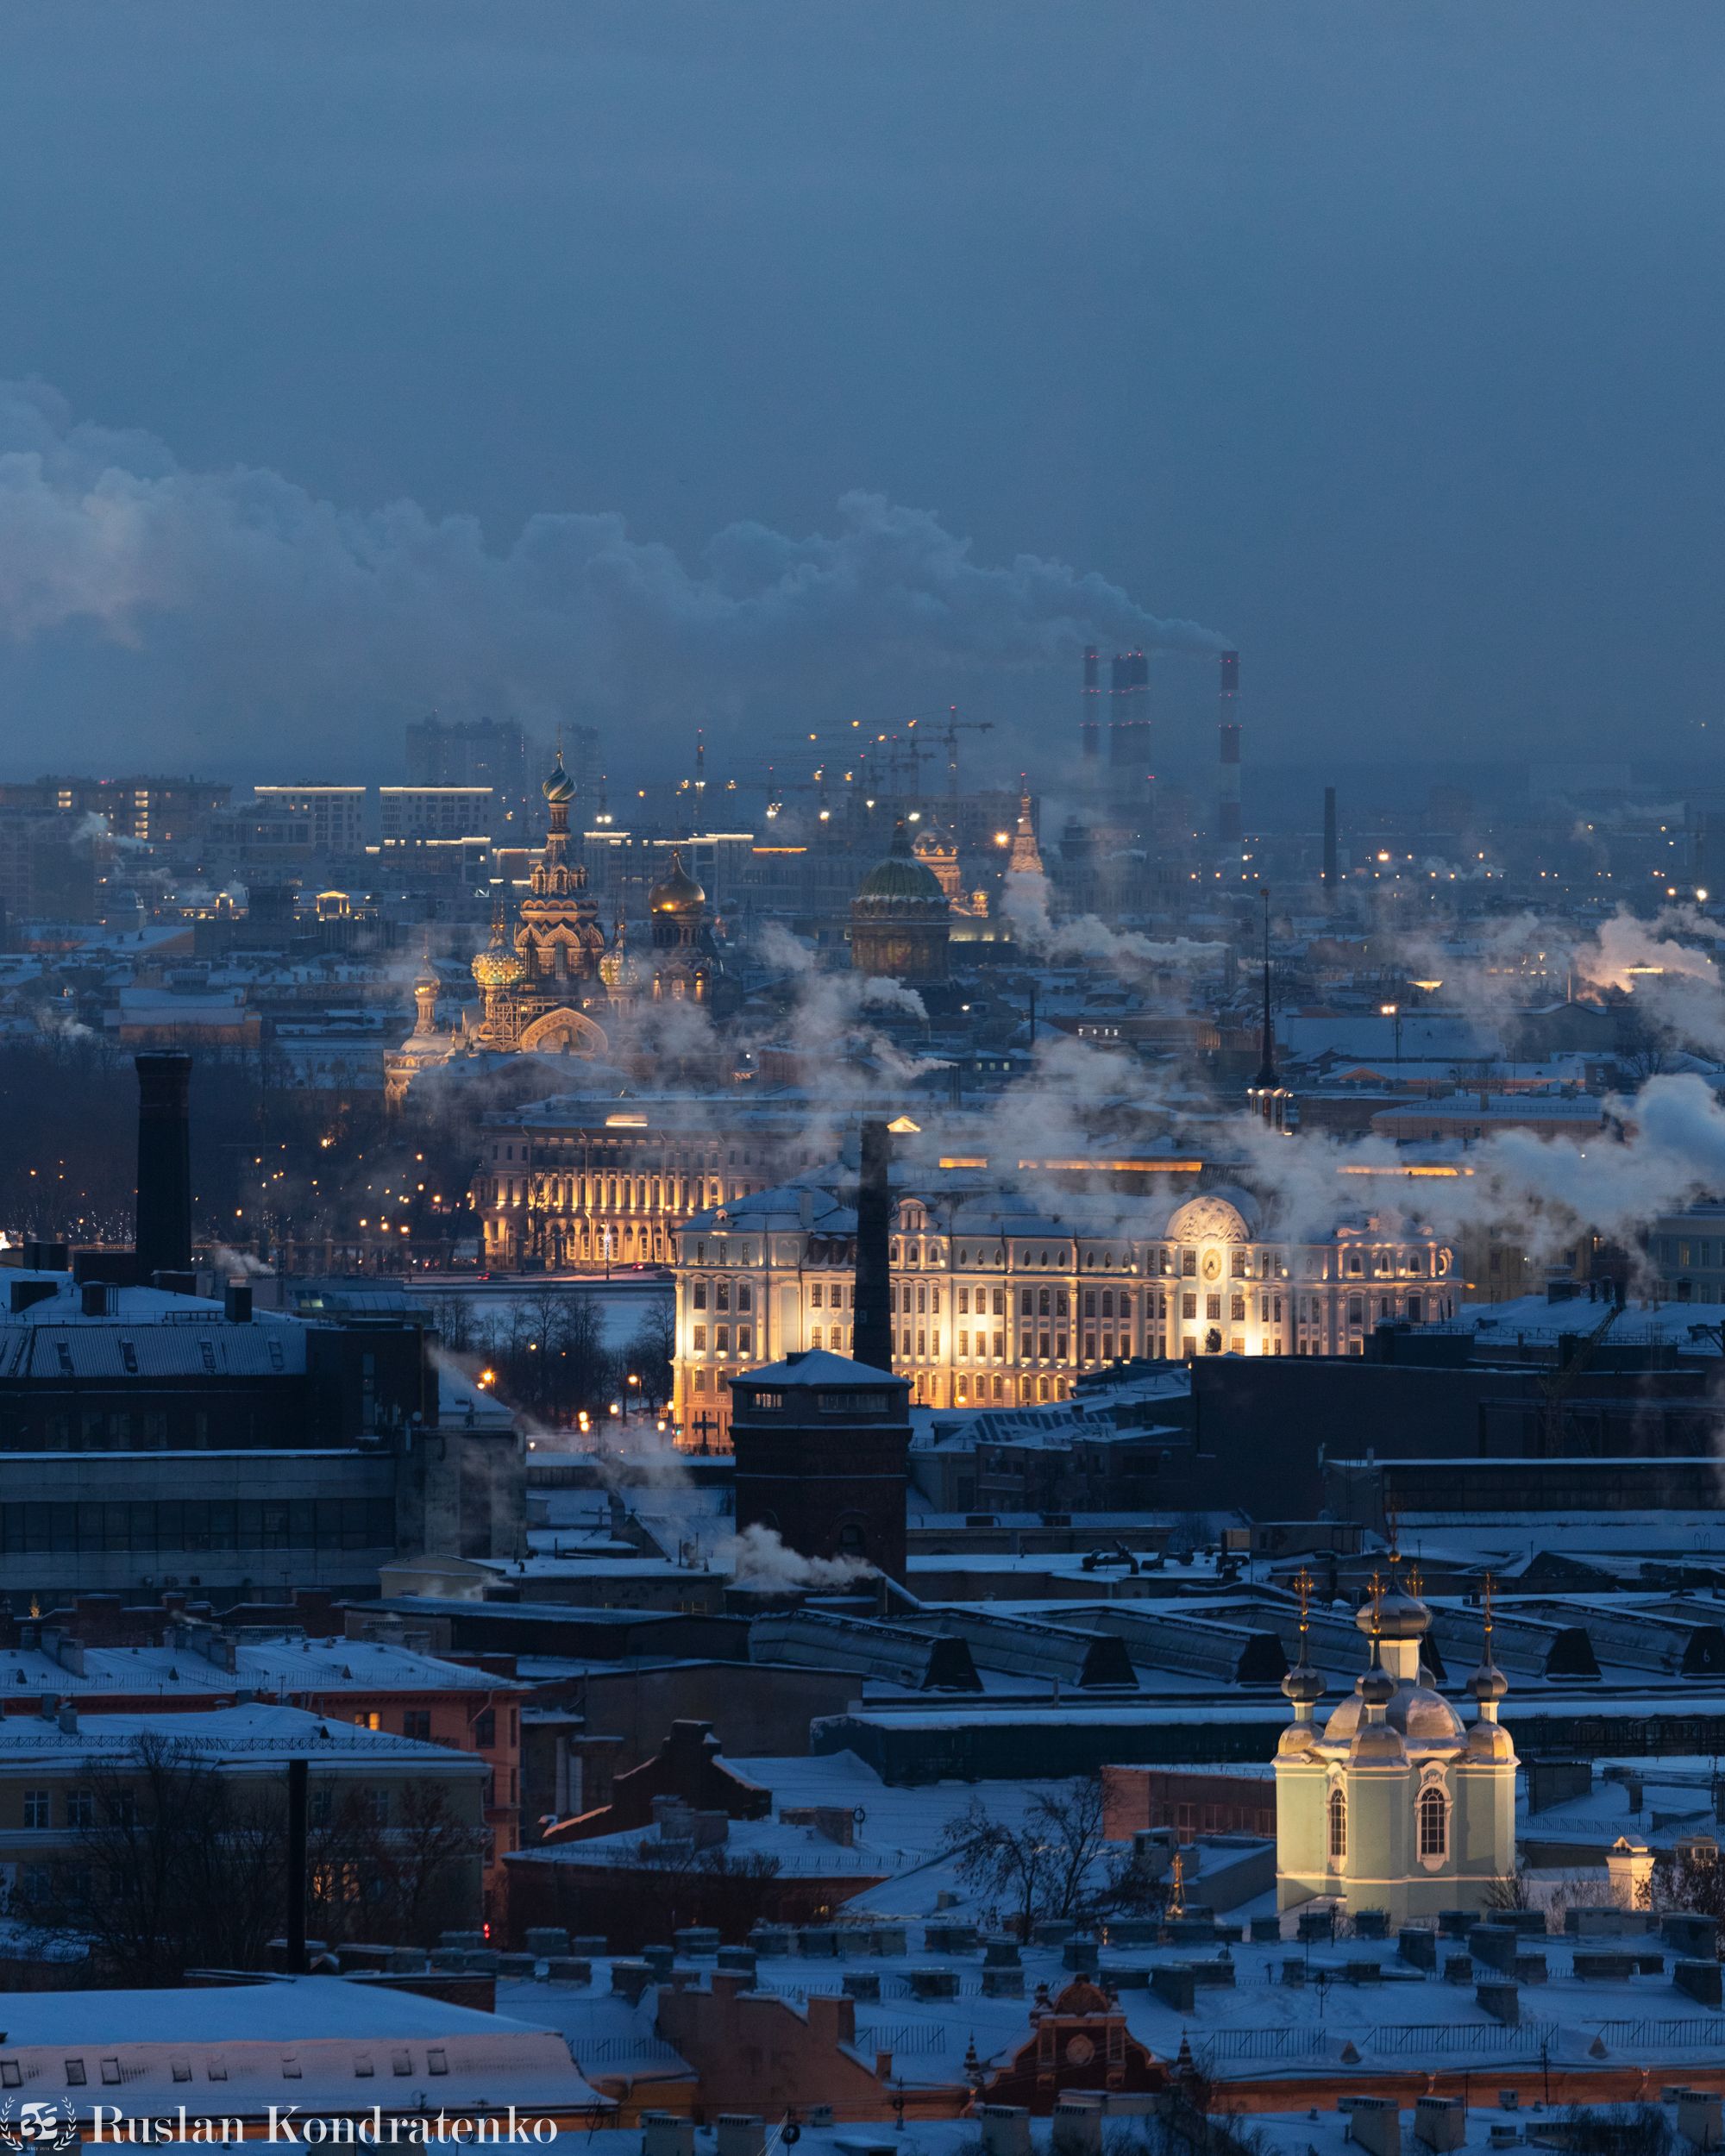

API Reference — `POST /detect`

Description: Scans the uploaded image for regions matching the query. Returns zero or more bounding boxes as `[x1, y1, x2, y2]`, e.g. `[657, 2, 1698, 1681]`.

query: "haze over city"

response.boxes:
[0, 3, 1719, 776]
[3, 10, 1725, 2152]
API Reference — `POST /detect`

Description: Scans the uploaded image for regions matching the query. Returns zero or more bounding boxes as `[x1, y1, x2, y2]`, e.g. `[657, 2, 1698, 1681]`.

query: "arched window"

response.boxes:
[1418, 1784, 1449, 1859]
[1328, 1786, 1347, 1860]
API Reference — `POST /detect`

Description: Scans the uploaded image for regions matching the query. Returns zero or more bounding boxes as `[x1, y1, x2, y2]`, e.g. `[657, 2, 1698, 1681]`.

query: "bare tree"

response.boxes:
[14, 1736, 485, 1984]
[618, 1838, 785, 1945]
[623, 1304, 676, 1412]
[311, 1779, 486, 1946]
[1652, 1840, 1725, 1948]
[15, 1736, 287, 1983]
[939, 1778, 1164, 1942]
[1554, 2104, 1672, 2155]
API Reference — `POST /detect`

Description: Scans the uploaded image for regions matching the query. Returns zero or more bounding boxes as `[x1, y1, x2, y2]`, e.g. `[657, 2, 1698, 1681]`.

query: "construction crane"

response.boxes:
[935, 705, 994, 805]
[1537, 1298, 1620, 1452]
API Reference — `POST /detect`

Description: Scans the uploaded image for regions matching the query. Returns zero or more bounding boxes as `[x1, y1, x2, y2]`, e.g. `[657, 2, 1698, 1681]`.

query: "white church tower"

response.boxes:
[1276, 1563, 1517, 1924]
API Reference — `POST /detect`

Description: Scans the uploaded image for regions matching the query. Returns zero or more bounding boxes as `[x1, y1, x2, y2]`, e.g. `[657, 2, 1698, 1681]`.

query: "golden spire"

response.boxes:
[1483, 1570, 1496, 1647]
[1294, 1564, 1314, 1661]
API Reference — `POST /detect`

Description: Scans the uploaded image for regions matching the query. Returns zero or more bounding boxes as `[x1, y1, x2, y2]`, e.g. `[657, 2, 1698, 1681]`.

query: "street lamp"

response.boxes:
[1380, 1002, 1402, 1067]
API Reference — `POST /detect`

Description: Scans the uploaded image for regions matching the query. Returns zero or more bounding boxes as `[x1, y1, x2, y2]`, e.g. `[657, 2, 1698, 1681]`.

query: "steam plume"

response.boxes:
[0, 379, 1226, 772]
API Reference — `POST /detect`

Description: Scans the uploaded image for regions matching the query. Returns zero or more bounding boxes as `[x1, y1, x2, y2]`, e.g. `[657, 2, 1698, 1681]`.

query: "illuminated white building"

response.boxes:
[1276, 1572, 1516, 1923]
[671, 1178, 1455, 1450]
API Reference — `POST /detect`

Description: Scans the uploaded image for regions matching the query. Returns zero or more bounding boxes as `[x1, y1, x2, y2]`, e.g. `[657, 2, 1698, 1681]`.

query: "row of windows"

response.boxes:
[0, 1497, 394, 1556]
[494, 1178, 753, 1210]
[690, 1326, 753, 1357]
[18, 1778, 402, 1834]
[1, 1410, 284, 1455]
[686, 1291, 1440, 1367]
[692, 1281, 754, 1312]
[495, 1138, 799, 1168]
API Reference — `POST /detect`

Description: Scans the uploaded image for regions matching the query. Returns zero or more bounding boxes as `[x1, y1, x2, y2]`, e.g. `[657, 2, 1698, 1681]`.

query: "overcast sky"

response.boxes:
[0, 3, 1717, 784]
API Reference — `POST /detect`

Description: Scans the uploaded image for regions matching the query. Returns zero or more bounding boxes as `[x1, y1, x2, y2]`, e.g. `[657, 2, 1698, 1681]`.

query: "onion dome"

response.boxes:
[1283, 1662, 1325, 1709]
[1351, 1718, 1408, 1765]
[472, 932, 525, 989]
[1468, 1659, 1509, 1708]
[1354, 1585, 1430, 1645]
[1278, 1659, 1326, 1755]
[853, 819, 947, 910]
[1358, 1661, 1396, 1711]
[649, 848, 706, 916]
[542, 752, 576, 805]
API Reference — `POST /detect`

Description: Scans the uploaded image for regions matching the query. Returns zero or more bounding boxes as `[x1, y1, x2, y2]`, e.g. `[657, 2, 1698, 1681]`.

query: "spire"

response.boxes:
[1279, 1562, 1324, 1740]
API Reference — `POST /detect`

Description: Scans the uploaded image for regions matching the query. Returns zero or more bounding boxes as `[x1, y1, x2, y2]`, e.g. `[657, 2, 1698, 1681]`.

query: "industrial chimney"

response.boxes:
[1322, 786, 1339, 902]
[1108, 649, 1151, 772]
[1217, 651, 1242, 845]
[135, 1051, 192, 1280]
[1080, 646, 1101, 768]
[852, 1118, 893, 1373]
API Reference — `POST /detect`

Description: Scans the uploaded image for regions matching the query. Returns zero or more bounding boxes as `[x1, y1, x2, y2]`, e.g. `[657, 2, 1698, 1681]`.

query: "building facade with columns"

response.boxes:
[473, 1094, 858, 1272]
[670, 1177, 1455, 1450]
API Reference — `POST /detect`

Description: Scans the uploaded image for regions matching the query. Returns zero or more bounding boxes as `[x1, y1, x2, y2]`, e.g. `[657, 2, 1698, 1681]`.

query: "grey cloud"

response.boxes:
[0, 380, 1221, 775]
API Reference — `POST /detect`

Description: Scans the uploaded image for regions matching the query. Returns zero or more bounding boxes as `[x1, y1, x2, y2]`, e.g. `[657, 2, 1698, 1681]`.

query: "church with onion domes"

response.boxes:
[467, 743, 628, 1056]
[1275, 1559, 1517, 1924]
[387, 746, 740, 1106]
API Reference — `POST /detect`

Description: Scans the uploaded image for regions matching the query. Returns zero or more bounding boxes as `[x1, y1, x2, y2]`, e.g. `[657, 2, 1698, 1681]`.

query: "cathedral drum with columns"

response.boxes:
[1275, 1570, 1516, 1924]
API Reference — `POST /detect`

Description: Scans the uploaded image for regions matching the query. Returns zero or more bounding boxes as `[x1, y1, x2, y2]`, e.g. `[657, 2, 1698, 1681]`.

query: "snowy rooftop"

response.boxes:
[0, 1702, 488, 1771]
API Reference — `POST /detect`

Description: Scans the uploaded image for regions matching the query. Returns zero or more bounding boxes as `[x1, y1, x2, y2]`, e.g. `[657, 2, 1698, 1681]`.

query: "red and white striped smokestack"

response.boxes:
[1080, 645, 1100, 766]
[1217, 649, 1242, 845]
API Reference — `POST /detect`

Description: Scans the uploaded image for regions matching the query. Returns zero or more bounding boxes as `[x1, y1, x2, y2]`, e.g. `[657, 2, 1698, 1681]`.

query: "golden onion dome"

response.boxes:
[472, 940, 525, 989]
[649, 847, 706, 915]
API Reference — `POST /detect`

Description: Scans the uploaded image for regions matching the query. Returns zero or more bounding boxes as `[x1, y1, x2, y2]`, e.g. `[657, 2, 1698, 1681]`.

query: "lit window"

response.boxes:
[1328, 1787, 1346, 1860]
[1418, 1785, 1448, 1859]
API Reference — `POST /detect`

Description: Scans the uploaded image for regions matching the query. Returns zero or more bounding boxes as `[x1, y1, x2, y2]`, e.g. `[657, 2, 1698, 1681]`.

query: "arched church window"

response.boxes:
[1418, 1784, 1448, 1859]
[1328, 1787, 1346, 1859]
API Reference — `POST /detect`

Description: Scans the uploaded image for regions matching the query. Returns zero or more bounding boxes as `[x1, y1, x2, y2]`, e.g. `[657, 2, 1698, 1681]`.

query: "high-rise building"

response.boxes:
[378, 786, 495, 846]
[252, 786, 367, 857]
[2, 778, 230, 846]
[406, 717, 530, 797]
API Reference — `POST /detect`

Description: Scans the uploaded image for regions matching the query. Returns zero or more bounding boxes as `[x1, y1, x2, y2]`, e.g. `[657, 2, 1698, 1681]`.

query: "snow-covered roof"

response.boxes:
[740, 1348, 900, 1388]
[0, 1702, 488, 1773]
[0, 1975, 605, 2116]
